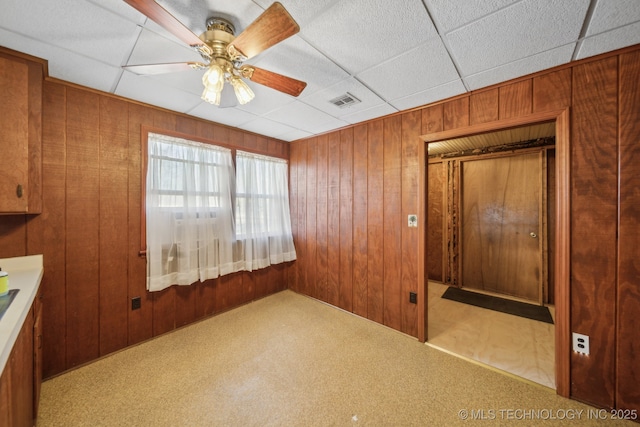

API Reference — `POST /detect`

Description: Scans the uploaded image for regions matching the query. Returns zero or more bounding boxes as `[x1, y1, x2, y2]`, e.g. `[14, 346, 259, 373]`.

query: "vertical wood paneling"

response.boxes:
[215, 272, 244, 313]
[533, 68, 571, 112]
[306, 140, 318, 298]
[249, 267, 265, 299]
[127, 104, 153, 345]
[339, 129, 353, 312]
[0, 217, 26, 258]
[98, 96, 129, 356]
[383, 115, 402, 330]
[422, 104, 443, 134]
[65, 88, 100, 368]
[367, 120, 384, 323]
[295, 141, 308, 295]
[352, 124, 369, 317]
[174, 285, 197, 327]
[288, 142, 299, 292]
[499, 80, 532, 119]
[326, 132, 341, 307]
[27, 61, 43, 213]
[570, 57, 618, 407]
[401, 111, 421, 337]
[195, 279, 217, 318]
[443, 97, 469, 130]
[617, 50, 640, 412]
[316, 135, 328, 302]
[470, 89, 499, 125]
[40, 82, 67, 377]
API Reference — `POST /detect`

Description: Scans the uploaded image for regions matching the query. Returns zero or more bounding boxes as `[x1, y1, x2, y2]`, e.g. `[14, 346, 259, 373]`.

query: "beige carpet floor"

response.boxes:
[38, 290, 632, 426]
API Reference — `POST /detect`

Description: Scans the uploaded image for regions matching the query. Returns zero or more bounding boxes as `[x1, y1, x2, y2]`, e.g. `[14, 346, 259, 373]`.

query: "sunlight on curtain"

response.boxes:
[146, 133, 235, 292]
[235, 151, 297, 271]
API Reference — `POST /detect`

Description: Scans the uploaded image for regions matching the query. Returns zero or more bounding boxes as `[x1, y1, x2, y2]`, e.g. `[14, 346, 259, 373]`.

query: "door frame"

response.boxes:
[420, 108, 570, 397]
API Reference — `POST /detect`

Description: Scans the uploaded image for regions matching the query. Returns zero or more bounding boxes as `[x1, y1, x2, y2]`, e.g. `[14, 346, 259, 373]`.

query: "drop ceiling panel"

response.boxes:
[265, 101, 349, 134]
[126, 27, 202, 66]
[340, 104, 399, 125]
[586, 0, 640, 36]
[253, 0, 341, 27]
[357, 38, 459, 101]
[426, 0, 519, 32]
[301, 77, 388, 118]
[577, 21, 640, 60]
[301, 0, 438, 75]
[116, 71, 202, 112]
[250, 35, 350, 97]
[465, 43, 575, 90]
[390, 80, 466, 111]
[0, 0, 140, 66]
[188, 102, 258, 127]
[446, 0, 590, 75]
[240, 117, 301, 139]
[237, 83, 297, 115]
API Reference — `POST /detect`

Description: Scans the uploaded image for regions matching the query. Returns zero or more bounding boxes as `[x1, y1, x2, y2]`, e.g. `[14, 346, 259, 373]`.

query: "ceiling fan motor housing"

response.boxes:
[200, 17, 236, 62]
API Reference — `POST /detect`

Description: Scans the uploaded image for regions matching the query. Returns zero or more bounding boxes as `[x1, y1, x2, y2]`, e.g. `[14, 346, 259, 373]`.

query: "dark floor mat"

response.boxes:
[441, 286, 554, 324]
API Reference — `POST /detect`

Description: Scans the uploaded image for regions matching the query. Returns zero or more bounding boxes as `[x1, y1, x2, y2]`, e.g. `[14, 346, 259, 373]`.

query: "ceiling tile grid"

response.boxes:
[0, 0, 639, 142]
[442, 0, 591, 76]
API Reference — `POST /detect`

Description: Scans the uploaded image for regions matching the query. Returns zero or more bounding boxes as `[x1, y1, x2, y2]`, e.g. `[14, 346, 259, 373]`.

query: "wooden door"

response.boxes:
[460, 151, 544, 303]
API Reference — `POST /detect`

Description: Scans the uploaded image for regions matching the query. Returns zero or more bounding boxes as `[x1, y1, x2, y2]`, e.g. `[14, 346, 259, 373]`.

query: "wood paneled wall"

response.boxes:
[289, 45, 640, 412]
[289, 113, 425, 338]
[0, 77, 291, 379]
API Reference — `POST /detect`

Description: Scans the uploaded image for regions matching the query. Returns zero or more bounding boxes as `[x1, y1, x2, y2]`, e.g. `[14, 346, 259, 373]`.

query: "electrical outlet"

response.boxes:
[409, 292, 417, 304]
[572, 332, 589, 355]
[131, 296, 141, 311]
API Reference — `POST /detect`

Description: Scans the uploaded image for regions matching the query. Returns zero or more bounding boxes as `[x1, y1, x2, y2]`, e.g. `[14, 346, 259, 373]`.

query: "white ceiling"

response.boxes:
[1, 0, 639, 142]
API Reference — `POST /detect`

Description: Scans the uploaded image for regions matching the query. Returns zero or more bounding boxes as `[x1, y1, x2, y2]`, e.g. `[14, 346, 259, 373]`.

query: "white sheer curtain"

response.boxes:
[235, 151, 297, 271]
[146, 133, 235, 292]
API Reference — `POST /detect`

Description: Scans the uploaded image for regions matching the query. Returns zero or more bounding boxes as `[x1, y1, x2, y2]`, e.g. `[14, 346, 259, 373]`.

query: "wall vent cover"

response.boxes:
[329, 92, 361, 108]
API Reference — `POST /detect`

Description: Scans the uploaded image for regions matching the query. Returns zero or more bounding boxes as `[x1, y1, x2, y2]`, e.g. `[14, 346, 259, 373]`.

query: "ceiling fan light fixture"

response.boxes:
[230, 76, 255, 105]
[201, 87, 221, 106]
[202, 63, 225, 92]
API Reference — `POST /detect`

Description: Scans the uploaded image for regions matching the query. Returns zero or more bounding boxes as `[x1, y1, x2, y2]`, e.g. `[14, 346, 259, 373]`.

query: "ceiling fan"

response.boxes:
[123, 0, 307, 106]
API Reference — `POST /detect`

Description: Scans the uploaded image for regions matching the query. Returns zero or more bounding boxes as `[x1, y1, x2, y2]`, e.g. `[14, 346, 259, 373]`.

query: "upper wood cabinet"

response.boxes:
[0, 49, 43, 214]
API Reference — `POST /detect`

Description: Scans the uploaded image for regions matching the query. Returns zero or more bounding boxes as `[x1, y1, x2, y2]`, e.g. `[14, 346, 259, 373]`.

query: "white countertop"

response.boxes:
[0, 255, 43, 374]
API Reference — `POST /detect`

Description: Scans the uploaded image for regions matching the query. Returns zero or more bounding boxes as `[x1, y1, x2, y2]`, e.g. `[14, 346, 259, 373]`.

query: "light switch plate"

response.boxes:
[572, 332, 590, 355]
[408, 214, 418, 227]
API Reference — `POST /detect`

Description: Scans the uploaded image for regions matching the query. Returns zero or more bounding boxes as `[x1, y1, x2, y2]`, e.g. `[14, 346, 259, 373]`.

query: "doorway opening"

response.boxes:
[421, 110, 570, 396]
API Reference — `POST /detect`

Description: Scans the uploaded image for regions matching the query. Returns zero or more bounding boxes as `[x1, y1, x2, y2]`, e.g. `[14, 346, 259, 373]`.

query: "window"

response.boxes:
[234, 151, 297, 271]
[144, 132, 296, 292]
[145, 133, 235, 292]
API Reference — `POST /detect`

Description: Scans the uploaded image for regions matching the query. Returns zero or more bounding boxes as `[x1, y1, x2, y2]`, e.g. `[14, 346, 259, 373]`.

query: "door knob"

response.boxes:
[530, 232, 537, 238]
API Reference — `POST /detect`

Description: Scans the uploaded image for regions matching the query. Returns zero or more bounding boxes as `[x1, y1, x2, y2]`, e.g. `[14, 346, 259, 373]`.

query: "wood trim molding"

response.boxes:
[421, 108, 571, 397]
[420, 110, 564, 143]
[554, 108, 571, 398]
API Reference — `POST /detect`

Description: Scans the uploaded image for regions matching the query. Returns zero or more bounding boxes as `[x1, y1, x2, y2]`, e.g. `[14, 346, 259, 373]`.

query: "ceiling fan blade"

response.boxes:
[124, 0, 212, 56]
[242, 66, 307, 97]
[123, 62, 207, 75]
[229, 2, 299, 59]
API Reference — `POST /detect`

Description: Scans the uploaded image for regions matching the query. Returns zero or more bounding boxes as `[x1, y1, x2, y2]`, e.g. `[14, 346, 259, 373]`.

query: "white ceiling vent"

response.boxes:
[329, 92, 361, 108]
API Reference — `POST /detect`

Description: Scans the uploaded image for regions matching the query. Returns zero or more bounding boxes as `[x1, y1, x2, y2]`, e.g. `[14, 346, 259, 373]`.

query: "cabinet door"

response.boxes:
[0, 55, 29, 212]
[0, 307, 34, 426]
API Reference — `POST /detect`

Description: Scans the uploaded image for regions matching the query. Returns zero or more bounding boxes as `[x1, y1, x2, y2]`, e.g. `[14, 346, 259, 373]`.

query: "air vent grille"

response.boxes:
[329, 92, 361, 108]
